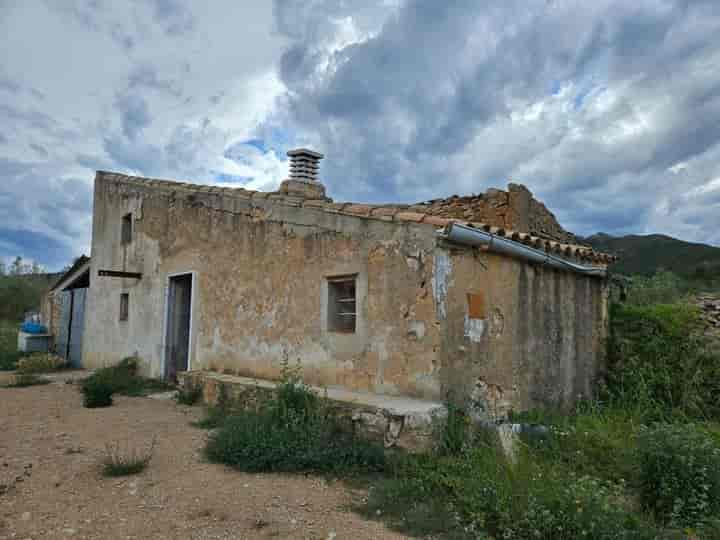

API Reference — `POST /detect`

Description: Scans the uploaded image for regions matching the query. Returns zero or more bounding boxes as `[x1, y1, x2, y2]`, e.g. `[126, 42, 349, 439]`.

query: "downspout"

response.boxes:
[438, 222, 607, 277]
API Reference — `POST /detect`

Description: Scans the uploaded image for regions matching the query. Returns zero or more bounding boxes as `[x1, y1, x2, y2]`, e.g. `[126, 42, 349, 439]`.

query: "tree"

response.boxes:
[10, 256, 23, 276]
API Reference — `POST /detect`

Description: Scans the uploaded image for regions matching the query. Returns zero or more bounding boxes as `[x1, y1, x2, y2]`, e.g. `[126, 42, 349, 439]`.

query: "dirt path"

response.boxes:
[0, 379, 410, 540]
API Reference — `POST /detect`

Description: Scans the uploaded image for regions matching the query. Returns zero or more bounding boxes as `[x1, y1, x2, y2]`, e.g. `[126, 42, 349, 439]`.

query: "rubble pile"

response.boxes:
[416, 183, 578, 244]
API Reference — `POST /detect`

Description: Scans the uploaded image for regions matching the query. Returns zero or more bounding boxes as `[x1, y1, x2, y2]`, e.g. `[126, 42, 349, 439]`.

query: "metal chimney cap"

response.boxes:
[287, 148, 324, 159]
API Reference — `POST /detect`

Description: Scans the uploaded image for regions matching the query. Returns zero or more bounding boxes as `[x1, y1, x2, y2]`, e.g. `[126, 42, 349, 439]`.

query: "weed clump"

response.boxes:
[637, 423, 720, 527]
[101, 437, 156, 477]
[4, 373, 50, 388]
[16, 353, 65, 374]
[606, 302, 720, 420]
[193, 383, 232, 429]
[175, 379, 203, 405]
[204, 360, 385, 474]
[81, 376, 114, 408]
[79, 356, 173, 408]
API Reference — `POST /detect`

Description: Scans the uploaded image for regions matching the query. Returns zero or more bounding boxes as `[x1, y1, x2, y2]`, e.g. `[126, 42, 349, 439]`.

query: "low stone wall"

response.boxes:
[179, 371, 445, 452]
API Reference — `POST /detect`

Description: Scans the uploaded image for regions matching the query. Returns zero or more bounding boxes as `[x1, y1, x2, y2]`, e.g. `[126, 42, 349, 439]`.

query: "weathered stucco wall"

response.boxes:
[83, 174, 443, 399]
[437, 246, 609, 418]
[83, 172, 608, 415]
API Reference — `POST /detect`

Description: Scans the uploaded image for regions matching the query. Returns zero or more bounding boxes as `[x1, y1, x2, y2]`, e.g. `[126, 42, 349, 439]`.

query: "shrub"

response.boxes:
[519, 405, 640, 483]
[637, 423, 720, 527]
[369, 446, 652, 540]
[436, 400, 471, 456]
[606, 302, 720, 420]
[5, 373, 50, 387]
[81, 357, 172, 399]
[175, 379, 203, 405]
[504, 472, 651, 540]
[16, 353, 65, 374]
[81, 376, 114, 408]
[101, 437, 156, 477]
[0, 319, 20, 371]
[205, 361, 385, 474]
[624, 271, 688, 305]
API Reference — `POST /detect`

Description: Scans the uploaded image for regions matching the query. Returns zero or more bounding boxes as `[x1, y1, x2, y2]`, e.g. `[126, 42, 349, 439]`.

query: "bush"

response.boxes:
[369, 446, 652, 540]
[205, 361, 386, 474]
[101, 437, 156, 477]
[518, 405, 640, 483]
[637, 423, 720, 527]
[175, 379, 203, 405]
[81, 357, 172, 399]
[606, 302, 720, 420]
[5, 373, 50, 387]
[0, 319, 20, 371]
[623, 271, 689, 305]
[81, 376, 114, 408]
[17, 353, 65, 374]
[504, 473, 651, 540]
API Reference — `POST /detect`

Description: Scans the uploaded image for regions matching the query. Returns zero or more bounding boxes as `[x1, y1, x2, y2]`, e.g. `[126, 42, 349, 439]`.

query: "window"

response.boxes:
[327, 275, 357, 333]
[119, 293, 129, 322]
[121, 213, 132, 245]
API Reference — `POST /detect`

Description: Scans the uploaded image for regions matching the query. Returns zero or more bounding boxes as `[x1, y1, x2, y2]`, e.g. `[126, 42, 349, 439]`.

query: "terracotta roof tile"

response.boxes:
[395, 212, 426, 223]
[98, 171, 617, 265]
[344, 204, 374, 216]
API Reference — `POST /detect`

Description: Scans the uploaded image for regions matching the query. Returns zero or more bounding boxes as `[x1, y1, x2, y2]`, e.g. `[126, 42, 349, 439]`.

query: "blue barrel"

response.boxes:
[21, 322, 47, 334]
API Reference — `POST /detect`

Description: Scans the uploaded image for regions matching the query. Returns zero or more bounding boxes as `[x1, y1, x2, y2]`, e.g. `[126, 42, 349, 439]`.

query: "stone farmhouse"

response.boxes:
[43, 149, 614, 433]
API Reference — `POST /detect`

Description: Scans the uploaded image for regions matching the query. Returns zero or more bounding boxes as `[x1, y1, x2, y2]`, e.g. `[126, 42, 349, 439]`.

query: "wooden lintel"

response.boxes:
[98, 270, 142, 279]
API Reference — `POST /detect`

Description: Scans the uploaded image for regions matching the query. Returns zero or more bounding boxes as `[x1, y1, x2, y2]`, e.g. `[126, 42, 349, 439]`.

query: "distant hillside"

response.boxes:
[584, 233, 720, 277]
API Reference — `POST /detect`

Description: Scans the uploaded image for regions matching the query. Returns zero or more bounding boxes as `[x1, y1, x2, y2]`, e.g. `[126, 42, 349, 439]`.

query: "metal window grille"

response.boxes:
[327, 276, 356, 333]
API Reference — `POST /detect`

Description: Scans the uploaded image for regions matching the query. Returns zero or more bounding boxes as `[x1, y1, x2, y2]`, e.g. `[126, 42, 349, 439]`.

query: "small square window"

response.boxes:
[327, 276, 356, 333]
[119, 293, 129, 322]
[121, 213, 132, 245]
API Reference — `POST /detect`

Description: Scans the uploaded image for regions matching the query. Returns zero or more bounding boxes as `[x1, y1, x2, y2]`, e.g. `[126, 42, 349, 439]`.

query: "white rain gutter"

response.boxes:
[439, 222, 607, 277]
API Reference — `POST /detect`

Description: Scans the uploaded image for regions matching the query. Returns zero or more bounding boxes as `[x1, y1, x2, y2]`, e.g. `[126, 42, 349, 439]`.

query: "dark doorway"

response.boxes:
[165, 273, 192, 381]
[56, 287, 87, 368]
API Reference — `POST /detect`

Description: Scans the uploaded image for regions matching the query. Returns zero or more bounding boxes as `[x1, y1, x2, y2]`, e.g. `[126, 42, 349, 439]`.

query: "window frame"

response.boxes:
[326, 274, 357, 333]
[119, 292, 129, 322]
[121, 213, 133, 245]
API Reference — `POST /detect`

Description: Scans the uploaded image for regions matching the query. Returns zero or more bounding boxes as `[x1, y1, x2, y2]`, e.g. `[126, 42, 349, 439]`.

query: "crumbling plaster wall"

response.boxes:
[438, 245, 609, 419]
[83, 173, 609, 413]
[83, 175, 444, 399]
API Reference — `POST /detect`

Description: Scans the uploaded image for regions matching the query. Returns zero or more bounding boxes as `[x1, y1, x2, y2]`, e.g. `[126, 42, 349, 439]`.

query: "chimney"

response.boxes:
[278, 148, 331, 201]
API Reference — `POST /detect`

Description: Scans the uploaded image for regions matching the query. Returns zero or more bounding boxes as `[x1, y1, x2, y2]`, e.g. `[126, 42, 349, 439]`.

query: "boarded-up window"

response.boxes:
[467, 292, 485, 319]
[121, 213, 132, 245]
[119, 293, 129, 322]
[327, 276, 356, 333]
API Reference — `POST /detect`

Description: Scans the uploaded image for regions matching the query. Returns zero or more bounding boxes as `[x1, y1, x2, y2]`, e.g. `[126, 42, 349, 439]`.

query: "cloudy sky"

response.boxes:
[1, 0, 720, 270]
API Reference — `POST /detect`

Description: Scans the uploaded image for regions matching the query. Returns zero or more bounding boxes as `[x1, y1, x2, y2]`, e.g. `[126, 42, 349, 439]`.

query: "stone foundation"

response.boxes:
[179, 371, 445, 452]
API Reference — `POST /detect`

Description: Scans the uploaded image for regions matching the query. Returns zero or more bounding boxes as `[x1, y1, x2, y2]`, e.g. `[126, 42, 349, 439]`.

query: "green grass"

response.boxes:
[0, 319, 21, 371]
[204, 366, 386, 475]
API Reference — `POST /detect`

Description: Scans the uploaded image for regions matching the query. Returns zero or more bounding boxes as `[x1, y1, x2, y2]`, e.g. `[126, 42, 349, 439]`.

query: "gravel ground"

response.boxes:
[0, 378, 411, 540]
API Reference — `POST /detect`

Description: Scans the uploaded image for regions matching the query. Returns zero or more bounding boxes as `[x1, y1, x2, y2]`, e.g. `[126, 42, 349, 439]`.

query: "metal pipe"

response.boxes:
[439, 222, 607, 277]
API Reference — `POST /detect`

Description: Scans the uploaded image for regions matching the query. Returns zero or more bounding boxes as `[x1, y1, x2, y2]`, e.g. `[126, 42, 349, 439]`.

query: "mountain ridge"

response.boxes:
[583, 233, 720, 276]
